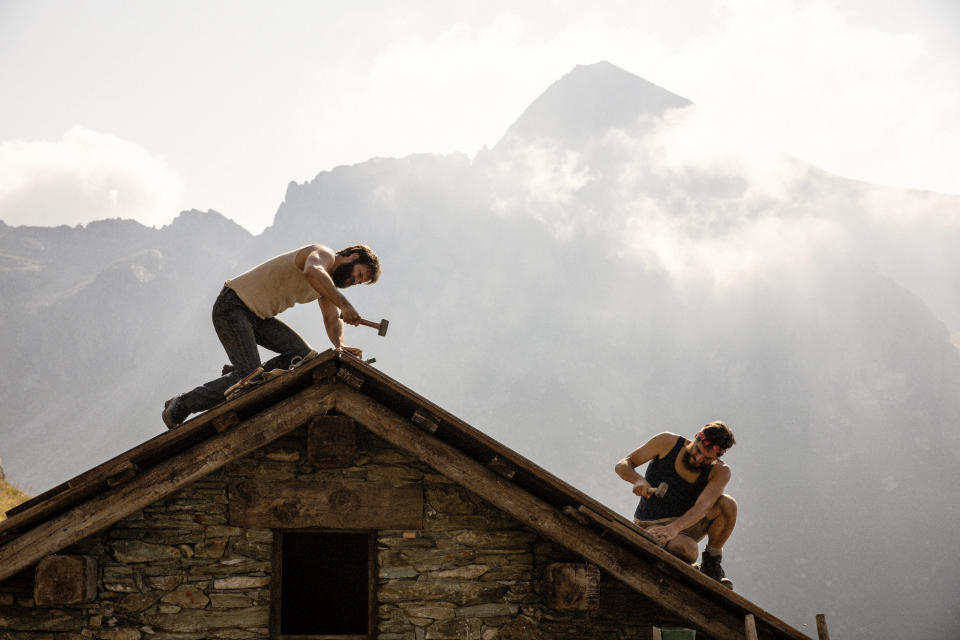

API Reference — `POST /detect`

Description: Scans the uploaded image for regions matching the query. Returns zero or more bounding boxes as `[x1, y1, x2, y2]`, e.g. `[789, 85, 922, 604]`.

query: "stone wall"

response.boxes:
[0, 420, 680, 640]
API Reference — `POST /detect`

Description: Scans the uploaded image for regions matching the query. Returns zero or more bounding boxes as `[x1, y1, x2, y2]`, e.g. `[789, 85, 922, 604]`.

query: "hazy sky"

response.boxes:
[1, 0, 958, 233]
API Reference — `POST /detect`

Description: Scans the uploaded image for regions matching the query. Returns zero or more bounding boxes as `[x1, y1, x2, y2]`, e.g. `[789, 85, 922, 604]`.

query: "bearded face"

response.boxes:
[331, 261, 356, 287]
[681, 441, 719, 471]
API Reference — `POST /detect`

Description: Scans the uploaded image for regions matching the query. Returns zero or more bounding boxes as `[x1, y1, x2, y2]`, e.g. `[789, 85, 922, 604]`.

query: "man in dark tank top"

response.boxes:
[615, 421, 737, 588]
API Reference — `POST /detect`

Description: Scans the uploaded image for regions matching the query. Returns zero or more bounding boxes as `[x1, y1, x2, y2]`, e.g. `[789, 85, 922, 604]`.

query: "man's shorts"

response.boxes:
[633, 516, 710, 543]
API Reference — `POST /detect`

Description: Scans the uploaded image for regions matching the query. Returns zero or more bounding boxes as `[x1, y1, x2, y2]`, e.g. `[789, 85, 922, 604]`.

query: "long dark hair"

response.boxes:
[337, 245, 381, 283]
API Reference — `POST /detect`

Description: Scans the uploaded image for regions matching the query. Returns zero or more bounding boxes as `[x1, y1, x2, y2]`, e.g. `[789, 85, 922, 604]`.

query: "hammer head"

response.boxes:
[378, 318, 389, 336]
[651, 482, 669, 499]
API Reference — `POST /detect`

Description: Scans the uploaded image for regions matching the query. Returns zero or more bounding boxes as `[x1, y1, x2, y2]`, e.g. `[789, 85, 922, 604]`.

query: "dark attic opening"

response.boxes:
[276, 530, 374, 638]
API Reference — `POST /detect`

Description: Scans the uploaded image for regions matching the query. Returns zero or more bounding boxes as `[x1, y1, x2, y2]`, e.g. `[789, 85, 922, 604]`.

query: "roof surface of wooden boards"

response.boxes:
[0, 350, 810, 640]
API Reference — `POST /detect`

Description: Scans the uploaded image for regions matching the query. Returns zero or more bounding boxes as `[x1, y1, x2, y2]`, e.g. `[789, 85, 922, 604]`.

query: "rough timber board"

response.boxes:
[33, 554, 98, 605]
[228, 478, 423, 529]
[0, 382, 336, 583]
[333, 385, 771, 640]
[334, 358, 809, 640]
[0, 354, 338, 536]
[0, 353, 809, 640]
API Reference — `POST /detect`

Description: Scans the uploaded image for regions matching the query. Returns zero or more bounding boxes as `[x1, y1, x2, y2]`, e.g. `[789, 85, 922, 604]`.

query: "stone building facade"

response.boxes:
[0, 418, 676, 640]
[0, 354, 808, 640]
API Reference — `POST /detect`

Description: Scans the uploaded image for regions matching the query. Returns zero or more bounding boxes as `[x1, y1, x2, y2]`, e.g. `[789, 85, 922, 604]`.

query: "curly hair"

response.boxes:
[701, 421, 736, 451]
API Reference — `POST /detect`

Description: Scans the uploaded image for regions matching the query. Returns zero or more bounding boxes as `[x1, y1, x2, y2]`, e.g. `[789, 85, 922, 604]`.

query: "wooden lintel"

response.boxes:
[0, 382, 337, 583]
[212, 411, 239, 433]
[410, 410, 439, 433]
[228, 478, 422, 530]
[331, 386, 759, 640]
[486, 454, 516, 479]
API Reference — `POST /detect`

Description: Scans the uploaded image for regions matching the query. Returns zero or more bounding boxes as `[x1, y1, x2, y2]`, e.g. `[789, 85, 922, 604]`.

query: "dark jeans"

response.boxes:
[181, 287, 312, 413]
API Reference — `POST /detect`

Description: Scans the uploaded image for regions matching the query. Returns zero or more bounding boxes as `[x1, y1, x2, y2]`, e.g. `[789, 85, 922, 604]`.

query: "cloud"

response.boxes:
[0, 126, 183, 228]
[657, 0, 960, 195]
[325, 0, 960, 196]
[607, 113, 849, 293]
[485, 141, 594, 240]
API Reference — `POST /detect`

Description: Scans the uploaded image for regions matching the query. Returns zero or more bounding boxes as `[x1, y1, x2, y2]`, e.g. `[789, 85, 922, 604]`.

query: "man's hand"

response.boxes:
[647, 523, 679, 542]
[340, 303, 361, 326]
[632, 478, 652, 497]
[339, 346, 363, 359]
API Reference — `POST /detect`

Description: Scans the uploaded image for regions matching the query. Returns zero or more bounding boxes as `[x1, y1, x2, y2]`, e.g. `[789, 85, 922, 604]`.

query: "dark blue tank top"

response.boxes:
[634, 436, 711, 520]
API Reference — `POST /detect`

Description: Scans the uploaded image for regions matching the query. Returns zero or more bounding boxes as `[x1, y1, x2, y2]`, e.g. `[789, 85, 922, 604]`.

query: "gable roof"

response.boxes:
[0, 351, 809, 640]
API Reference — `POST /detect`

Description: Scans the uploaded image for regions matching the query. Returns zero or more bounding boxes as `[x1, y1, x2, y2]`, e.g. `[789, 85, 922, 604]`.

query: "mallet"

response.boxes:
[358, 317, 389, 336]
[647, 482, 669, 499]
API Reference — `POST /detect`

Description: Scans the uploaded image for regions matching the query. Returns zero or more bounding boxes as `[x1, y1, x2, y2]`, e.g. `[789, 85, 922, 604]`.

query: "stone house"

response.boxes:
[0, 351, 809, 640]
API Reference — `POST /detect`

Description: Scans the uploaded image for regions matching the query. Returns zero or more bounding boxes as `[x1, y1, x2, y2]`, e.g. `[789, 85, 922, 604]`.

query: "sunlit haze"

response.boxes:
[1, 0, 958, 232]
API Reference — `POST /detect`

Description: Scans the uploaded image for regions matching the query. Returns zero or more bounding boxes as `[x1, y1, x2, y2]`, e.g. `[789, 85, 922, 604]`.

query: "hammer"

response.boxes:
[647, 482, 669, 499]
[357, 317, 389, 336]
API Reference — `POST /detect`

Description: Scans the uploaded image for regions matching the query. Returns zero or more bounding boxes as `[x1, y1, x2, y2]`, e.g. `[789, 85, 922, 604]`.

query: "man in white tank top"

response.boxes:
[162, 244, 380, 428]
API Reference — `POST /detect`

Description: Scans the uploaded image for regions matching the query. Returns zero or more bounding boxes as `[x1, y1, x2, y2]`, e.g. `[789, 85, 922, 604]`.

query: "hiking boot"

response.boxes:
[162, 395, 190, 429]
[698, 551, 734, 589]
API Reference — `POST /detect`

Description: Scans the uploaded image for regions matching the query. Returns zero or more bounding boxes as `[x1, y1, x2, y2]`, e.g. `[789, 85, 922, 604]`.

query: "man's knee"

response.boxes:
[706, 494, 738, 521]
[718, 494, 737, 519]
[665, 535, 699, 564]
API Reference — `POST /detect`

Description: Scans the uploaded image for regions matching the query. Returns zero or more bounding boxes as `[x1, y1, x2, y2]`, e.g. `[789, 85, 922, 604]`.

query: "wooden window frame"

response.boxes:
[270, 528, 377, 640]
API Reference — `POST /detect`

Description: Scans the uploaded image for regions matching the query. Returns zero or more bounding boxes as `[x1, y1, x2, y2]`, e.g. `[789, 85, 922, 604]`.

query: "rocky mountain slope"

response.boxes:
[1, 62, 958, 639]
[0, 459, 29, 520]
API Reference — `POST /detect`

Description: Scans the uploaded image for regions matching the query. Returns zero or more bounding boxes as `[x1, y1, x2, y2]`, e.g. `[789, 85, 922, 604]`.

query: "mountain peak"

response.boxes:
[494, 61, 692, 150]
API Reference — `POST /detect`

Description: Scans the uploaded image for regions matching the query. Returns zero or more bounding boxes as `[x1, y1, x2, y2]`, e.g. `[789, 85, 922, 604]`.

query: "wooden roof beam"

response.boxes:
[332, 385, 790, 640]
[0, 382, 336, 583]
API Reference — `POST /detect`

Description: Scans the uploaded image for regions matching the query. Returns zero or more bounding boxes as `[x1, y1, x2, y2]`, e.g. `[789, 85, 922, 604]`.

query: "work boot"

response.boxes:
[698, 550, 734, 589]
[162, 395, 190, 430]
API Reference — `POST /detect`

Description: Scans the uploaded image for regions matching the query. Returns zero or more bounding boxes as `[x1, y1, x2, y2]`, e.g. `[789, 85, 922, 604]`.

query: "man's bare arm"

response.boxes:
[318, 297, 347, 351]
[299, 245, 360, 324]
[615, 432, 677, 497]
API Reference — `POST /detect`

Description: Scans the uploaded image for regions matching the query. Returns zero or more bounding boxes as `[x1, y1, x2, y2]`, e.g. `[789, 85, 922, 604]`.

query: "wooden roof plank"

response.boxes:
[333, 384, 773, 640]
[0, 354, 339, 537]
[0, 353, 810, 640]
[340, 357, 808, 640]
[0, 381, 336, 583]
